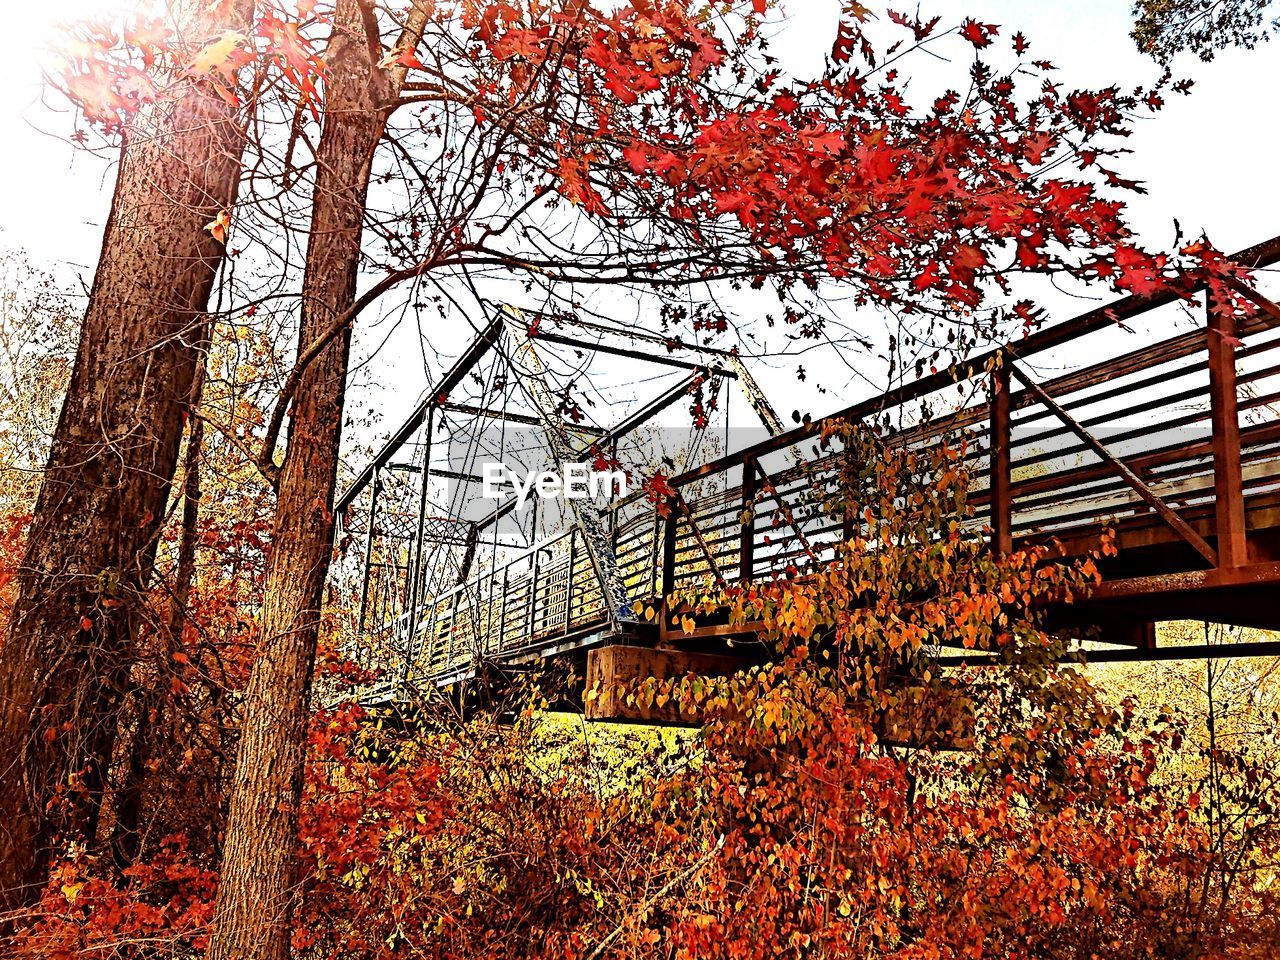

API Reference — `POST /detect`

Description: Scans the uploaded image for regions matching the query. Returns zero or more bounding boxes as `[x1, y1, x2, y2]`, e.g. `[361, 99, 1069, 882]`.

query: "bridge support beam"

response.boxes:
[584, 645, 974, 748]
[726, 356, 785, 436]
[356, 466, 382, 642]
[661, 506, 678, 605]
[1207, 298, 1247, 568]
[584, 644, 744, 724]
[739, 455, 757, 581]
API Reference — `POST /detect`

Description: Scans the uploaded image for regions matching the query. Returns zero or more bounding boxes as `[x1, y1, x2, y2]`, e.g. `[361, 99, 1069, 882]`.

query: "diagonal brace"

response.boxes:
[752, 459, 821, 567]
[668, 490, 727, 588]
[1007, 360, 1218, 567]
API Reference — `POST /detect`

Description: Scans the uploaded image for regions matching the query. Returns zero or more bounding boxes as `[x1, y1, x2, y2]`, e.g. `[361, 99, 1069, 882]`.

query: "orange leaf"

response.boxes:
[205, 210, 232, 244]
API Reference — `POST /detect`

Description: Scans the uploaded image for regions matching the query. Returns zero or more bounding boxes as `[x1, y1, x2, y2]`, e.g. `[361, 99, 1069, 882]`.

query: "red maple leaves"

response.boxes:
[456, 0, 1236, 337]
[960, 18, 999, 48]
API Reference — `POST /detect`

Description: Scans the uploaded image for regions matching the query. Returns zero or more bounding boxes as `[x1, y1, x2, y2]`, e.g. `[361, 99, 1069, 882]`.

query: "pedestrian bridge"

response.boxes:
[336, 235, 1280, 709]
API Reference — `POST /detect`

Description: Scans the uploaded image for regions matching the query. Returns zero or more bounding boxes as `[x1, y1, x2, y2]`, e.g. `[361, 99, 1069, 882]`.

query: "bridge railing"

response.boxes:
[653, 281, 1280, 605]
[393, 525, 604, 681]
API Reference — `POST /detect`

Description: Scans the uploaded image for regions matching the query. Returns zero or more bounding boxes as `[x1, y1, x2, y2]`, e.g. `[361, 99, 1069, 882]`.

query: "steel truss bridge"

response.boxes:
[336, 236, 1280, 717]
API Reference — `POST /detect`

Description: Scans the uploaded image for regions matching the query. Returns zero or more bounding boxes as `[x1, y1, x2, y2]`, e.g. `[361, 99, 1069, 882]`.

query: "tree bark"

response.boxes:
[205, 4, 426, 958]
[111, 354, 208, 870]
[0, 0, 253, 913]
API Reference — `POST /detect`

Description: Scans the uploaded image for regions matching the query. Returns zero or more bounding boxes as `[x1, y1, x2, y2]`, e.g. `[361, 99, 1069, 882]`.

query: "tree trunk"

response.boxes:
[0, 0, 253, 913]
[111, 356, 208, 870]
[206, 3, 425, 957]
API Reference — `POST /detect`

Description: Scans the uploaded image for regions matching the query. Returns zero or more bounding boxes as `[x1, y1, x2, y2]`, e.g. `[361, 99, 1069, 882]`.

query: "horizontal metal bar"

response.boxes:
[1092, 560, 1280, 598]
[603, 370, 704, 442]
[1008, 360, 1219, 565]
[532, 331, 737, 379]
[386, 463, 487, 484]
[439, 402, 607, 439]
[522, 308, 744, 359]
[938, 639, 1280, 667]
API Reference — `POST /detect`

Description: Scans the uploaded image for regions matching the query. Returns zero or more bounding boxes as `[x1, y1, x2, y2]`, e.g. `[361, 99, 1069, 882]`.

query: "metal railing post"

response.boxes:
[527, 548, 542, 643]
[565, 527, 577, 633]
[423, 596, 440, 675]
[1207, 298, 1247, 568]
[357, 467, 381, 643]
[740, 455, 757, 581]
[989, 354, 1013, 556]
[661, 498, 678, 608]
[405, 403, 435, 666]
[445, 590, 460, 673]
[497, 570, 510, 653]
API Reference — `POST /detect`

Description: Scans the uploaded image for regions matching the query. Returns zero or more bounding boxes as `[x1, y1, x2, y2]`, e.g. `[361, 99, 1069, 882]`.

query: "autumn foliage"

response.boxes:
[4, 0, 1280, 958]
[7, 420, 1277, 959]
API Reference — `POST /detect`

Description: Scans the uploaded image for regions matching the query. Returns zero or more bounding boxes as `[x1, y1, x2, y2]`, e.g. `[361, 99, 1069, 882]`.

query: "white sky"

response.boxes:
[0, 1, 1277, 448]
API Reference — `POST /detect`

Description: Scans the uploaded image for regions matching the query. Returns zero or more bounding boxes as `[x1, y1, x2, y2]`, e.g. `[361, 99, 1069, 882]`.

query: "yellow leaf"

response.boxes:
[61, 882, 84, 903]
[191, 30, 247, 82]
[205, 210, 232, 244]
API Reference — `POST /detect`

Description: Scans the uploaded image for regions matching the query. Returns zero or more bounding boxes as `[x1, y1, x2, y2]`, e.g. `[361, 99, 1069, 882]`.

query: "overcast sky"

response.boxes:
[1, 1, 1276, 453]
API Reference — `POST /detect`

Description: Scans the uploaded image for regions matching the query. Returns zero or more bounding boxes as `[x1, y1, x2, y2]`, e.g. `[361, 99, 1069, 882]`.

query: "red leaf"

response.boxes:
[960, 19, 998, 48]
[913, 260, 941, 291]
[1212, 327, 1244, 348]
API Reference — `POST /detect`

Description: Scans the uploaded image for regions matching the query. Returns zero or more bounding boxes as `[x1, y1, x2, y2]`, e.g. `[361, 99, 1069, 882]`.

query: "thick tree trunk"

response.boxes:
[0, 0, 253, 913]
[111, 359, 208, 870]
[206, 3, 424, 957]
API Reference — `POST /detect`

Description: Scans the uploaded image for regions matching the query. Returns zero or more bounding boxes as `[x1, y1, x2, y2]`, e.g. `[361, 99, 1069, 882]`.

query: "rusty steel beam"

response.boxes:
[439, 402, 603, 437]
[532, 330, 738, 379]
[462, 495, 521, 540]
[1206, 297, 1248, 567]
[386, 463, 487, 485]
[1091, 560, 1280, 598]
[428, 468, 485, 484]
[441, 402, 542, 426]
[455, 522, 480, 584]
[726, 355, 785, 435]
[938, 638, 1280, 667]
[1225, 276, 1280, 324]
[601, 370, 706, 442]
[530, 313, 784, 436]
[1006, 360, 1219, 567]
[540, 311, 743, 359]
